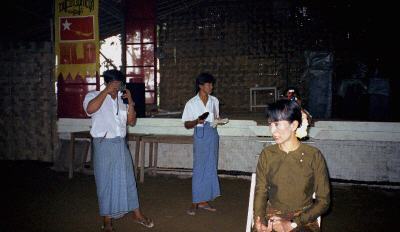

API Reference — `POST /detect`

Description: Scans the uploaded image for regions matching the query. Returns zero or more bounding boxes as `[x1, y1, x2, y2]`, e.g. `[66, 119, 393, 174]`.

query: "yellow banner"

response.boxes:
[55, 0, 99, 79]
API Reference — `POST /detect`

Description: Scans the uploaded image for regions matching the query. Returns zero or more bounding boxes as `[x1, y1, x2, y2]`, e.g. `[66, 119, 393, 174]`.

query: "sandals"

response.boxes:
[198, 204, 217, 212]
[101, 226, 115, 232]
[101, 217, 154, 231]
[186, 203, 216, 215]
[186, 208, 196, 216]
[133, 216, 154, 228]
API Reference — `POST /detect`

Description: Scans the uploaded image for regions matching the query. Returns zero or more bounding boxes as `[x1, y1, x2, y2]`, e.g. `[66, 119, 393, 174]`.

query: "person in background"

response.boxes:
[367, 58, 390, 121]
[254, 99, 330, 232]
[285, 88, 298, 102]
[284, 87, 312, 140]
[83, 69, 154, 231]
[182, 72, 221, 216]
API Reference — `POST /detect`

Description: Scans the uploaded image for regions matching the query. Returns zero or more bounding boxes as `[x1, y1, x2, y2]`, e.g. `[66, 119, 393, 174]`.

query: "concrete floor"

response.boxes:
[2, 161, 399, 232]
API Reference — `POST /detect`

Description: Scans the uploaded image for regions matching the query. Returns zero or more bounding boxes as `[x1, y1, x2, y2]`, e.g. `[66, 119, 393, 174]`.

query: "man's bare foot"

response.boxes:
[186, 203, 198, 216]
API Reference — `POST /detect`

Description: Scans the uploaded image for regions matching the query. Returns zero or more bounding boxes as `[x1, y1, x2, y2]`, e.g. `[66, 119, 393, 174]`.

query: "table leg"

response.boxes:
[68, 134, 75, 179]
[140, 140, 145, 183]
[249, 89, 252, 111]
[149, 142, 154, 175]
[134, 136, 140, 176]
[153, 142, 158, 176]
[81, 139, 90, 171]
[254, 91, 257, 108]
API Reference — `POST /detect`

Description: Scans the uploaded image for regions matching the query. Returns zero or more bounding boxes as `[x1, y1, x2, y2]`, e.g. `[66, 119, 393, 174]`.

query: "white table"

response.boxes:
[249, 86, 277, 111]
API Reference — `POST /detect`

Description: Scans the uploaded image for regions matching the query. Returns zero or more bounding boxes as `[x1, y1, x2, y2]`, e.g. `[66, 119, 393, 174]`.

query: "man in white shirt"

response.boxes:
[83, 69, 153, 231]
[182, 73, 221, 216]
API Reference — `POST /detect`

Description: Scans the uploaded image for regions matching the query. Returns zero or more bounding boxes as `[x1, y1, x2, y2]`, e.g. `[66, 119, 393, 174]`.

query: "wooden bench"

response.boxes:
[68, 131, 92, 179]
[69, 131, 194, 182]
[68, 131, 143, 179]
[127, 133, 147, 177]
[138, 135, 193, 183]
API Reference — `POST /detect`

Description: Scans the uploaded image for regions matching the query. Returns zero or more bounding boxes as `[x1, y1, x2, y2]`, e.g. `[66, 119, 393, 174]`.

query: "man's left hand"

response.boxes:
[123, 89, 135, 105]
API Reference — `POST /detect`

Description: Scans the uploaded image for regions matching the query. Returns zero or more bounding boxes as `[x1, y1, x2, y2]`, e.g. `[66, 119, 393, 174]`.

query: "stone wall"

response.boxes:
[158, 0, 319, 112]
[0, 42, 57, 161]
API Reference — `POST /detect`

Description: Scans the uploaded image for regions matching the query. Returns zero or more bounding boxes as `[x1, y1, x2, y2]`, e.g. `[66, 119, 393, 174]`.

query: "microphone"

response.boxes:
[119, 82, 128, 104]
[198, 112, 209, 120]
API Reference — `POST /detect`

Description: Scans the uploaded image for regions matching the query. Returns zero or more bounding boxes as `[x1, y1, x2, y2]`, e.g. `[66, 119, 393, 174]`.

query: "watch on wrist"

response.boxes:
[290, 221, 298, 228]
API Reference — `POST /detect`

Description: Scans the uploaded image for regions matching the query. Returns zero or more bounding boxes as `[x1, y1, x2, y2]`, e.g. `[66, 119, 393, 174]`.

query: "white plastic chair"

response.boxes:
[313, 192, 321, 227]
[245, 173, 257, 232]
[246, 173, 320, 232]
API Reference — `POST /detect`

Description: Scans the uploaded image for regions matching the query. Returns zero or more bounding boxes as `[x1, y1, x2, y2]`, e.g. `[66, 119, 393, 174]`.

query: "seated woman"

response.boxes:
[254, 99, 330, 232]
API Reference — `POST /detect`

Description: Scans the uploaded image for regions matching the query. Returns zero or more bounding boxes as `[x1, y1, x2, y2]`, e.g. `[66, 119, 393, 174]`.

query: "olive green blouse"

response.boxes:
[253, 143, 330, 225]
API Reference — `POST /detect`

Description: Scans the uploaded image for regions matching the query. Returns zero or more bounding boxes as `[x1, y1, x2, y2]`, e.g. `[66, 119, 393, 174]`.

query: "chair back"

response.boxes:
[246, 173, 321, 232]
[245, 173, 256, 232]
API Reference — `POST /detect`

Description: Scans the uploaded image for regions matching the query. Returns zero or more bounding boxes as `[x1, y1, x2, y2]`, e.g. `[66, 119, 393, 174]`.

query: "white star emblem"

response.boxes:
[62, 19, 72, 30]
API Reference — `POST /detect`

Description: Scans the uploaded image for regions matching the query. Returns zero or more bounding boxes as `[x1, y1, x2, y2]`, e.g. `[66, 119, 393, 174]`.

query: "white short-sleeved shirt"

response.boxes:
[181, 94, 219, 127]
[83, 91, 130, 138]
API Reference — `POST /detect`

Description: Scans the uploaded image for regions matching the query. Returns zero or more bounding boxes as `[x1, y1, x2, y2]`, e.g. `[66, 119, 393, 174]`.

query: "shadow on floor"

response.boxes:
[2, 161, 399, 232]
